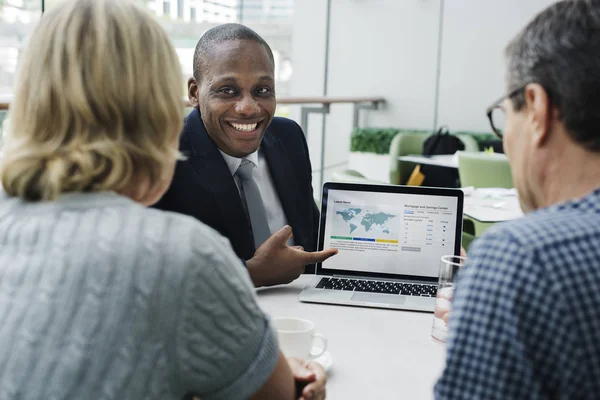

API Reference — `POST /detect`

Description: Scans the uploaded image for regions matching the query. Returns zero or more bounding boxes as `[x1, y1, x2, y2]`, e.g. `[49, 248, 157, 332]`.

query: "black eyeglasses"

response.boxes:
[486, 84, 527, 138]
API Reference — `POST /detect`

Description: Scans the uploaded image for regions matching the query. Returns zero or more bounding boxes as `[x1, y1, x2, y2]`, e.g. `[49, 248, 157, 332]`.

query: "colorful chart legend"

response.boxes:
[330, 236, 399, 244]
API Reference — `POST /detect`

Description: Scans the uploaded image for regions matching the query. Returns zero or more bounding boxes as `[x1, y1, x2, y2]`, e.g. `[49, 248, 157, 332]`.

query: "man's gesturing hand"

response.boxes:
[247, 226, 338, 287]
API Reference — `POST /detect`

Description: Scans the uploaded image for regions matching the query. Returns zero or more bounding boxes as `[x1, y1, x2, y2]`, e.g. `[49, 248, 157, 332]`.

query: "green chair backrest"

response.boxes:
[456, 134, 480, 152]
[458, 152, 514, 188]
[389, 133, 428, 185]
[389, 133, 481, 185]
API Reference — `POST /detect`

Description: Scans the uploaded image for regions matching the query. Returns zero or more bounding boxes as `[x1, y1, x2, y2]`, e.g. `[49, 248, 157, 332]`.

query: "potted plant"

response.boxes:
[347, 128, 399, 182]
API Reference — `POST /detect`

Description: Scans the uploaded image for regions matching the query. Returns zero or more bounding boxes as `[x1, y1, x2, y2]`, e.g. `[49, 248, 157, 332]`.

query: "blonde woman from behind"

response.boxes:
[0, 1, 325, 399]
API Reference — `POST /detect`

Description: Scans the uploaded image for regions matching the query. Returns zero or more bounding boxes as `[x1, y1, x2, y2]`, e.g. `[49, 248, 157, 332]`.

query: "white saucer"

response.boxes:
[311, 348, 333, 372]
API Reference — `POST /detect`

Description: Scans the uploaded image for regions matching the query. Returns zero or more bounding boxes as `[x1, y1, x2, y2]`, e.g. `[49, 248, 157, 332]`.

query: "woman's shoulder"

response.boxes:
[138, 204, 242, 280]
[0, 190, 231, 265]
[142, 205, 230, 251]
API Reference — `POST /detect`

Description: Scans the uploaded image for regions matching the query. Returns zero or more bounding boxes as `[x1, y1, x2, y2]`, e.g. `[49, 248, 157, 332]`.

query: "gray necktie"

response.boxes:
[235, 159, 271, 248]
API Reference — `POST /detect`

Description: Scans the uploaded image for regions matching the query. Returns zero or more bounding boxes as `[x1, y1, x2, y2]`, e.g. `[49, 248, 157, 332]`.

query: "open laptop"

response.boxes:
[299, 182, 464, 312]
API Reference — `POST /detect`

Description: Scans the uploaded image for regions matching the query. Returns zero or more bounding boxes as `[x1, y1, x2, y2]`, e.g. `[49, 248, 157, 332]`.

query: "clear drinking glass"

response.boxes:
[431, 255, 467, 343]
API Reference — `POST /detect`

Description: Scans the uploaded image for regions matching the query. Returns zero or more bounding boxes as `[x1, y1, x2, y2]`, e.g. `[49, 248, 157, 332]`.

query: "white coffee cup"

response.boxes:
[273, 318, 328, 359]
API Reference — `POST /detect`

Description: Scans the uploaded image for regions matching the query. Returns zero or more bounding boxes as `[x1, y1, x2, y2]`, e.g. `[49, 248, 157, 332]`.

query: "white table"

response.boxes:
[257, 276, 446, 400]
[397, 154, 458, 169]
[463, 188, 523, 222]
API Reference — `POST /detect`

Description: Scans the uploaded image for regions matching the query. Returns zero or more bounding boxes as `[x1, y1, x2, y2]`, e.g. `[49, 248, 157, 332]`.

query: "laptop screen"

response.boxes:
[317, 183, 463, 280]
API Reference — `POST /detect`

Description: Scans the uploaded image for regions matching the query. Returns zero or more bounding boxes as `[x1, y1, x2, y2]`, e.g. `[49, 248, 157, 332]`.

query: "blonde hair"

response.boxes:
[0, 0, 183, 201]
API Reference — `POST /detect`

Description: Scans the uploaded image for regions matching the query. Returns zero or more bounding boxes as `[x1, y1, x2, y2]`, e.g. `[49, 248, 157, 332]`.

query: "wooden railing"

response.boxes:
[1, 95, 386, 185]
[274, 96, 386, 186]
[3, 95, 384, 116]
[182, 96, 386, 108]
[186, 95, 386, 133]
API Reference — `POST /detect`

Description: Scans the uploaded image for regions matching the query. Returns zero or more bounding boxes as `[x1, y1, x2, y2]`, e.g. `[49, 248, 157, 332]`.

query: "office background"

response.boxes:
[0, 0, 556, 190]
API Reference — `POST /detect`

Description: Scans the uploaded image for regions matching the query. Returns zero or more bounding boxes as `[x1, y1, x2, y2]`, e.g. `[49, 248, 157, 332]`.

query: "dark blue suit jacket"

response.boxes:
[154, 108, 320, 273]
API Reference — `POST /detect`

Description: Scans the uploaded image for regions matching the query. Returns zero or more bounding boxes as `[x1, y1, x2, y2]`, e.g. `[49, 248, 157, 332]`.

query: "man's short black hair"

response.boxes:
[505, 0, 600, 152]
[193, 23, 275, 83]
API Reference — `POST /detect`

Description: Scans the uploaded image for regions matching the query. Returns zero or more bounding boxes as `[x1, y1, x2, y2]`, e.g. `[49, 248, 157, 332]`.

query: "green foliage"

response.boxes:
[350, 128, 428, 154]
[350, 128, 496, 154]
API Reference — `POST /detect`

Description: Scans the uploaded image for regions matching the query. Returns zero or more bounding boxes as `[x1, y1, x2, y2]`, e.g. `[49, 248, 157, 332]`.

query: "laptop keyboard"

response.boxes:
[315, 277, 437, 297]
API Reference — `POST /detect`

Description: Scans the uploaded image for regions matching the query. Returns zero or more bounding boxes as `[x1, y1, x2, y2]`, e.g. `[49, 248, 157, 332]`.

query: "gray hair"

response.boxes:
[193, 23, 274, 83]
[505, 0, 600, 152]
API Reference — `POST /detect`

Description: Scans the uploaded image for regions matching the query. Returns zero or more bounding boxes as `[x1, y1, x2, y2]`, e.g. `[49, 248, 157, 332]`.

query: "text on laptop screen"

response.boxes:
[321, 189, 458, 278]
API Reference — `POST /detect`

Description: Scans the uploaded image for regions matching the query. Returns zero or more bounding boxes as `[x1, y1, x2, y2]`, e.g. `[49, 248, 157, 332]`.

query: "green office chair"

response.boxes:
[389, 133, 428, 185]
[456, 134, 480, 153]
[458, 152, 514, 188]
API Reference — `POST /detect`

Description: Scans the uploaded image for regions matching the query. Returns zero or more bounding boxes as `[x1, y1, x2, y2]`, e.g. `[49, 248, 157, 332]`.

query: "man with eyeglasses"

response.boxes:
[435, 0, 600, 398]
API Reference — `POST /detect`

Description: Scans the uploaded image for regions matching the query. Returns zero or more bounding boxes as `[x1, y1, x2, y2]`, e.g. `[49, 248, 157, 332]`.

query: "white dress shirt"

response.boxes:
[219, 149, 293, 245]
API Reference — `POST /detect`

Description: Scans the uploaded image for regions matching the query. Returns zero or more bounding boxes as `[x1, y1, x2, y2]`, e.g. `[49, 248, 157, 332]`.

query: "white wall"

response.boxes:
[290, 0, 557, 191]
[437, 0, 556, 132]
[289, 0, 328, 194]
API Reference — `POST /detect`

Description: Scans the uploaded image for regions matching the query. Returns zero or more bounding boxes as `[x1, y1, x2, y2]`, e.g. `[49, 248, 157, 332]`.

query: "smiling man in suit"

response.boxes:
[154, 24, 337, 287]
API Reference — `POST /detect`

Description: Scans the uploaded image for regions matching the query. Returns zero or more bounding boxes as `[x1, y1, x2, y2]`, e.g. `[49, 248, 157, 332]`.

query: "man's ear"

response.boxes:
[188, 77, 199, 109]
[524, 83, 553, 147]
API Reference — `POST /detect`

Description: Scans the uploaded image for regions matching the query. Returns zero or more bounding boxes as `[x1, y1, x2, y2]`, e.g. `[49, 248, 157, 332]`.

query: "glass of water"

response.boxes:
[431, 255, 467, 343]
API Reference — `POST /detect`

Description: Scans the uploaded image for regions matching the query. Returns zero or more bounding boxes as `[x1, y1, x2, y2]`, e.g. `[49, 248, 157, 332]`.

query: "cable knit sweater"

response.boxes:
[0, 191, 278, 399]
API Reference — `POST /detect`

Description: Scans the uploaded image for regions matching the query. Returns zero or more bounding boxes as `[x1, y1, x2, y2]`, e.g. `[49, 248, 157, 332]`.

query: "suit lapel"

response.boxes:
[261, 130, 309, 246]
[183, 109, 255, 258]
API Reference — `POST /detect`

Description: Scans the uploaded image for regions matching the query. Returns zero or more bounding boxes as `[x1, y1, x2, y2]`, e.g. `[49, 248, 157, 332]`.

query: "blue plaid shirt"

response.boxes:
[435, 187, 600, 399]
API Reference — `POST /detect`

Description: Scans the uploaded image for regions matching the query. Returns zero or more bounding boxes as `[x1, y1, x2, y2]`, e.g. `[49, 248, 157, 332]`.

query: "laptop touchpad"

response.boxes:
[351, 292, 407, 305]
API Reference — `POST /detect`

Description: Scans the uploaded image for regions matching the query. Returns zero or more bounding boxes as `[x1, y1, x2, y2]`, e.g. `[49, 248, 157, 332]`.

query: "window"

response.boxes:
[2, 0, 296, 103]
[1, 0, 42, 137]
[0, 0, 42, 97]
[177, 0, 183, 19]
